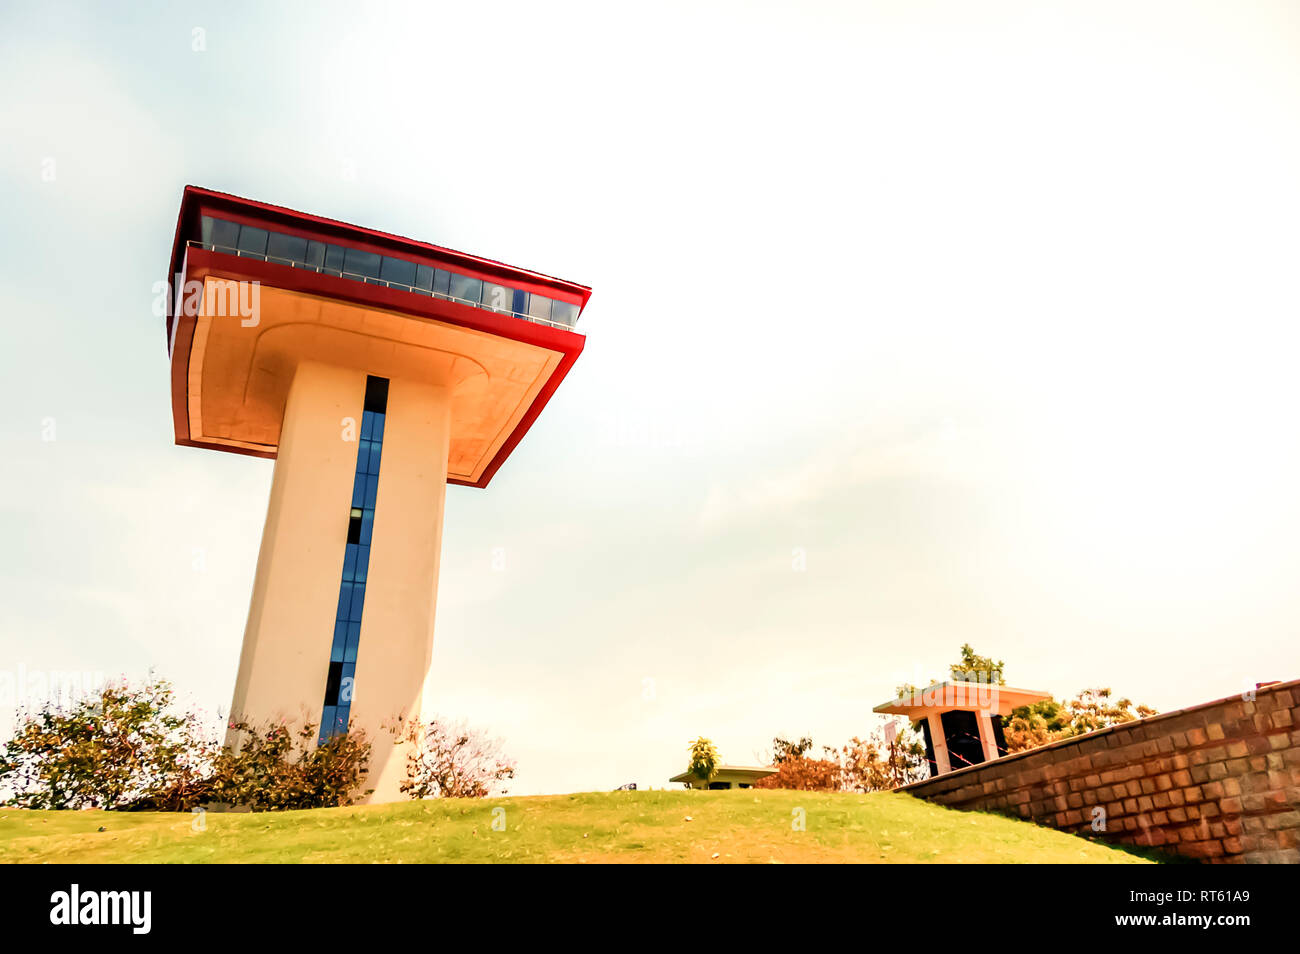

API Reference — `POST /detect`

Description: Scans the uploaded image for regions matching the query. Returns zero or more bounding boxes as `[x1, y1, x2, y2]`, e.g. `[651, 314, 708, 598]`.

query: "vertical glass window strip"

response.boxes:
[320, 375, 389, 741]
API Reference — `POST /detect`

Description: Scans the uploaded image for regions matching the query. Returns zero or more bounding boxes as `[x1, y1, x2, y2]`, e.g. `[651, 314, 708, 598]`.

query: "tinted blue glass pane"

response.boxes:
[368, 443, 382, 475]
[342, 543, 358, 581]
[237, 226, 268, 256]
[528, 295, 552, 321]
[360, 509, 374, 545]
[483, 282, 511, 313]
[381, 256, 417, 287]
[305, 241, 326, 268]
[364, 473, 379, 509]
[324, 245, 346, 273]
[513, 288, 528, 315]
[350, 471, 366, 509]
[267, 232, 307, 264]
[415, 264, 435, 292]
[361, 411, 374, 441]
[354, 545, 369, 583]
[552, 301, 579, 327]
[449, 274, 483, 304]
[348, 585, 365, 622]
[333, 706, 350, 733]
[372, 413, 385, 442]
[330, 639, 345, 663]
[321, 705, 336, 733]
[210, 218, 239, 249]
[344, 247, 382, 280]
[433, 269, 451, 297]
[356, 436, 372, 467]
[346, 622, 361, 655]
[336, 583, 353, 621]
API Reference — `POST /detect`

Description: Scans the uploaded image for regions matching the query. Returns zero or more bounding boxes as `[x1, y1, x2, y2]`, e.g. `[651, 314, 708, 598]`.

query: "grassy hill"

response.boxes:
[0, 788, 1157, 864]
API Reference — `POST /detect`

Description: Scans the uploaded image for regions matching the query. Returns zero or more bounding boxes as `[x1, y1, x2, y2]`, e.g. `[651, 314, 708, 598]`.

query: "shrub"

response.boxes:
[1006, 687, 1158, 753]
[203, 719, 371, 811]
[839, 726, 929, 791]
[753, 756, 842, 791]
[0, 676, 372, 811]
[398, 717, 515, 799]
[757, 725, 928, 792]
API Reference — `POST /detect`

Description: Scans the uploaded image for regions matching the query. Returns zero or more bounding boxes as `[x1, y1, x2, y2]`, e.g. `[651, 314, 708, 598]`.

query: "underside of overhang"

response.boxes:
[176, 278, 566, 485]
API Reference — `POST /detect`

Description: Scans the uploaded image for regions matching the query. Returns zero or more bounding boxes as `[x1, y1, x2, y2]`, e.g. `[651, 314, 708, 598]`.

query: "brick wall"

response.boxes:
[900, 679, 1300, 863]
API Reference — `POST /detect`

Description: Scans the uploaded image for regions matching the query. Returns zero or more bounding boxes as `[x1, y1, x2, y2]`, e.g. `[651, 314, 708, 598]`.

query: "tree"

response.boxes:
[948, 643, 1005, 685]
[770, 735, 813, 764]
[399, 717, 515, 799]
[894, 643, 1007, 701]
[1003, 701, 1061, 753]
[687, 736, 719, 785]
[1061, 688, 1157, 737]
[0, 677, 214, 810]
[844, 723, 929, 789]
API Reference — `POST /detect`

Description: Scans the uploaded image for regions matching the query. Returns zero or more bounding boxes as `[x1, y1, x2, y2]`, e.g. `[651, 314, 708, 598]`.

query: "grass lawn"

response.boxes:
[0, 789, 1159, 864]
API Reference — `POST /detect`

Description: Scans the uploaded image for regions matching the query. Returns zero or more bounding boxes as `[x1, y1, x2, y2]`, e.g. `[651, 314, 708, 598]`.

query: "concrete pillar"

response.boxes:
[227, 360, 451, 803]
[927, 713, 952, 774]
[354, 375, 450, 801]
[977, 710, 1000, 762]
[229, 361, 365, 737]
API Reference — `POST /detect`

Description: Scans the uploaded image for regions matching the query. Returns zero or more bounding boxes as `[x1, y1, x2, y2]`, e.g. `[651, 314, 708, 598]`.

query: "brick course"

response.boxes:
[900, 679, 1300, 863]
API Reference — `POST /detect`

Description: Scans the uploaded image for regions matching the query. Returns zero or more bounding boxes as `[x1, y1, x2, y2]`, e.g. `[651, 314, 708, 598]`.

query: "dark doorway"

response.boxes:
[940, 709, 986, 770]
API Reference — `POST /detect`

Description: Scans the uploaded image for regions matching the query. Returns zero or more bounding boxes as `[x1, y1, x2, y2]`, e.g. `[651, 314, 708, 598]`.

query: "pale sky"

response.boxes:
[1, 1, 1298, 795]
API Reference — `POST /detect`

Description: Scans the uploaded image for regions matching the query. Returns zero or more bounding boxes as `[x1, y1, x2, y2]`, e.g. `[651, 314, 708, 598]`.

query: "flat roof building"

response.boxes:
[669, 765, 776, 790]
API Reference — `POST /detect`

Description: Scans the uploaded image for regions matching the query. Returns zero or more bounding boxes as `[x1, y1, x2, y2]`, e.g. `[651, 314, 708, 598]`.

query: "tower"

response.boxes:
[163, 187, 590, 801]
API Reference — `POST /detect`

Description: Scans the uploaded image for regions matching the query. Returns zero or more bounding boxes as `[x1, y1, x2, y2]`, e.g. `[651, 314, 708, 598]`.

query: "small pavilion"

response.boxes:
[874, 681, 1051, 775]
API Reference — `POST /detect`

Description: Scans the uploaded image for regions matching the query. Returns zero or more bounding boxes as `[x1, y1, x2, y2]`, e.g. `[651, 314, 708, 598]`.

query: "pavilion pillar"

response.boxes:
[926, 713, 952, 774]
